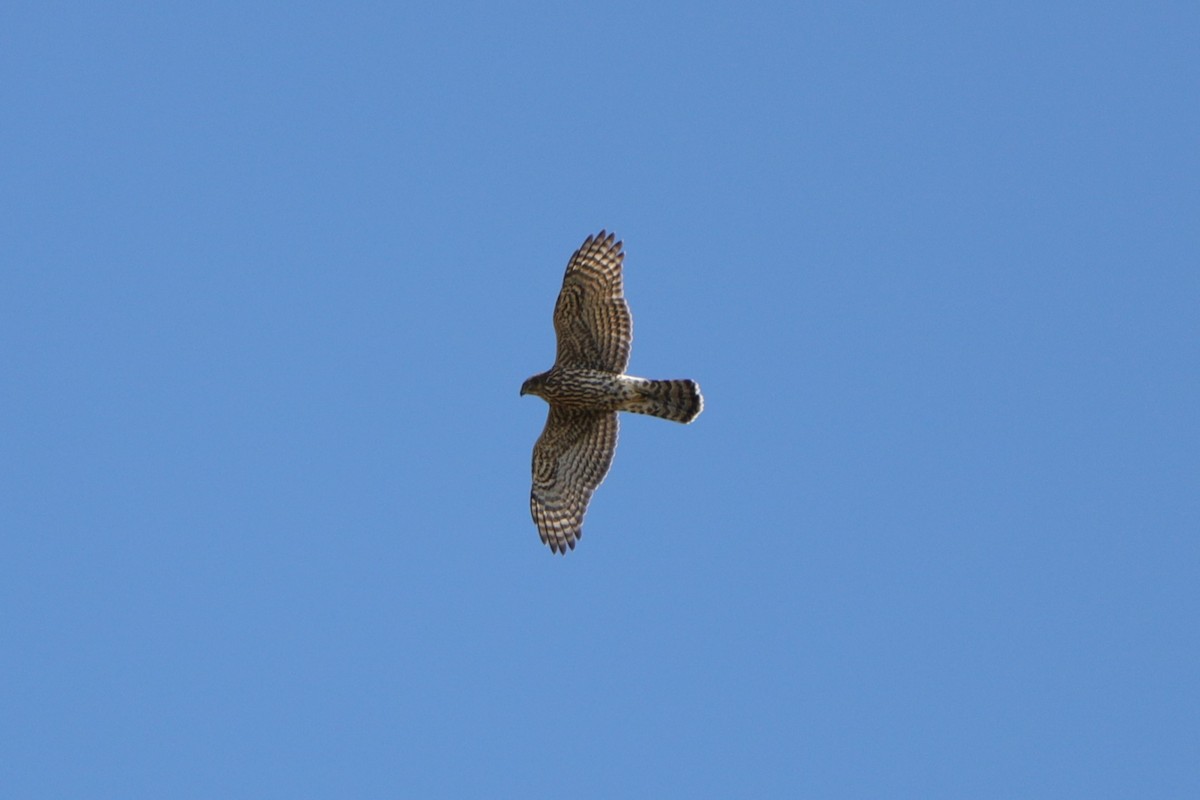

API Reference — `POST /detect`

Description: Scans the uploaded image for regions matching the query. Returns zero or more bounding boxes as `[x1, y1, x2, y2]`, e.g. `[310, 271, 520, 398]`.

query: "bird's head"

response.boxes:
[520, 373, 545, 398]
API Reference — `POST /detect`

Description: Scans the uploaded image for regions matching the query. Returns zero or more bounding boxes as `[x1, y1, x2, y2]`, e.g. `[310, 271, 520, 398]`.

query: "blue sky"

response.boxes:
[3, 2, 1197, 797]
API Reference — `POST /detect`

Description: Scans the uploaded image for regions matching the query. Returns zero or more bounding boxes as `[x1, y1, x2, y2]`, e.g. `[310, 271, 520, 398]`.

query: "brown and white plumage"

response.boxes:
[529, 409, 618, 554]
[521, 231, 703, 554]
[551, 231, 632, 373]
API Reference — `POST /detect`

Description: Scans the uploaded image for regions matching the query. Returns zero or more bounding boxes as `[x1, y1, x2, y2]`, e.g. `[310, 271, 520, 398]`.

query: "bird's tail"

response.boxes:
[625, 379, 704, 423]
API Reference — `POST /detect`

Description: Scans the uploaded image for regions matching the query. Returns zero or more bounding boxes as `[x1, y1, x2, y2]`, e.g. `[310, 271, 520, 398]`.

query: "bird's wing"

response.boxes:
[552, 231, 632, 372]
[530, 408, 618, 554]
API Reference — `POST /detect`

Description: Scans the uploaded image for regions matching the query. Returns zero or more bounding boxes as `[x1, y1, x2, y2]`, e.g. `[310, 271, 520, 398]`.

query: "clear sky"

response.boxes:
[3, 2, 1197, 797]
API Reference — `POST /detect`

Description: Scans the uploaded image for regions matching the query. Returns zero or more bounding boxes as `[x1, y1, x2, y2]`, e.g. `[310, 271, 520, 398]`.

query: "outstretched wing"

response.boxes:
[530, 408, 619, 554]
[552, 230, 632, 373]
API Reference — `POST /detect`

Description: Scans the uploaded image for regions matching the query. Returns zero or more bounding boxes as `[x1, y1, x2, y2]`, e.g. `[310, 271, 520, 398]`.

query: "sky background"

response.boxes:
[3, 2, 1198, 797]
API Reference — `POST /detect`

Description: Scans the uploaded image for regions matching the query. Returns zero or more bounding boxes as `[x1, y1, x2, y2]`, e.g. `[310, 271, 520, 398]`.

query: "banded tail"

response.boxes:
[625, 378, 704, 423]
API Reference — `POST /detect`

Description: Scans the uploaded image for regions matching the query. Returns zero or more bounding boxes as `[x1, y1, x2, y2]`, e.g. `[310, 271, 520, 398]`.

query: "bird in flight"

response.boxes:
[521, 231, 703, 554]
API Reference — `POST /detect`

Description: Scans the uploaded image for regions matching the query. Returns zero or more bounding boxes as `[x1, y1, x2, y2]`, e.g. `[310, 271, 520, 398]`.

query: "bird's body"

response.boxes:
[521, 231, 703, 554]
[523, 368, 635, 411]
[523, 369, 702, 420]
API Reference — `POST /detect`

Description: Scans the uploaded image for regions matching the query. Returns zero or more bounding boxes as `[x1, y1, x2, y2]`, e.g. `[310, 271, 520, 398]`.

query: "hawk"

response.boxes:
[520, 231, 703, 554]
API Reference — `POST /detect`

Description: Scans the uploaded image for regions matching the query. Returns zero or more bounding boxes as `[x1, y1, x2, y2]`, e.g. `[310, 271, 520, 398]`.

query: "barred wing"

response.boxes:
[552, 231, 632, 373]
[529, 408, 619, 554]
